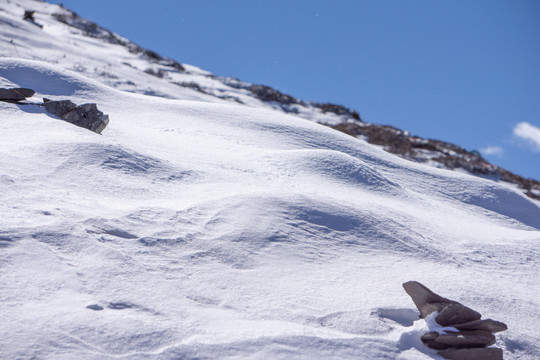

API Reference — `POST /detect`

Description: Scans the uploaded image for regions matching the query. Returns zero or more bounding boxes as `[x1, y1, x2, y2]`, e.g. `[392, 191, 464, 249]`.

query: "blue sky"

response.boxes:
[50, 0, 540, 181]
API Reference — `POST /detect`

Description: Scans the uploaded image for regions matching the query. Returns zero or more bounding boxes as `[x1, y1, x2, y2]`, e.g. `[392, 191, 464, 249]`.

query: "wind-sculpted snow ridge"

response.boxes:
[1, 58, 539, 359]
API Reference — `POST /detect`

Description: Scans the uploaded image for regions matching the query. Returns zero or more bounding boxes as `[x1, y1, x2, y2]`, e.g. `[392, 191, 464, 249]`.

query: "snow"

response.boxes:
[1, 57, 539, 360]
[1, 1, 540, 359]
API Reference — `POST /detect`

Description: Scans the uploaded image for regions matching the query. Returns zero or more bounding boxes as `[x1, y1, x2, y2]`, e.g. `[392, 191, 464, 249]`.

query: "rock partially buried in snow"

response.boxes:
[403, 281, 481, 326]
[43, 98, 109, 134]
[402, 281, 507, 359]
[431, 329, 496, 348]
[434, 303, 481, 327]
[0, 87, 35, 101]
[437, 347, 503, 360]
[402, 280, 454, 317]
[452, 319, 508, 333]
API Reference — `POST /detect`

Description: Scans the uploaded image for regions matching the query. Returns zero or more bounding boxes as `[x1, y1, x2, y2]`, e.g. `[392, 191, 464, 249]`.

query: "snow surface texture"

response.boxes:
[0, 1, 539, 359]
[1, 58, 540, 360]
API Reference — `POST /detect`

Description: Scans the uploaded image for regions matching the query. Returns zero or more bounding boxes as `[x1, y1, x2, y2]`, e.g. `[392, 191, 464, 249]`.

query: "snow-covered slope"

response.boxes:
[2, 0, 539, 202]
[1, 1, 540, 359]
[2, 58, 540, 360]
[5, 0, 540, 205]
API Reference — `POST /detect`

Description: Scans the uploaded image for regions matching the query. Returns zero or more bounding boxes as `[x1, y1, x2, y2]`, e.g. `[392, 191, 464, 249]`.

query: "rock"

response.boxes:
[402, 281, 482, 325]
[420, 332, 449, 350]
[402, 281, 454, 318]
[23, 10, 43, 28]
[419, 302, 450, 318]
[0, 87, 35, 101]
[43, 98, 77, 115]
[434, 330, 495, 348]
[43, 98, 109, 134]
[438, 347, 503, 360]
[23, 10, 35, 21]
[452, 319, 508, 333]
[402, 281, 508, 358]
[435, 303, 482, 326]
[422, 330, 495, 350]
[13, 88, 35, 98]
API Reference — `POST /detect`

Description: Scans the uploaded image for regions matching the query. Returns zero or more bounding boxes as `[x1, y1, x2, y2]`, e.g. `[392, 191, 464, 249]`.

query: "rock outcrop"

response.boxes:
[403, 281, 507, 360]
[332, 122, 540, 201]
[43, 98, 109, 134]
[0, 87, 109, 134]
[0, 87, 35, 101]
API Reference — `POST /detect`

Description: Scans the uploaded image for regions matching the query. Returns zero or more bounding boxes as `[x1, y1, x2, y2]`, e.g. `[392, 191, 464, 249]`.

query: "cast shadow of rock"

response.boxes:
[17, 104, 44, 116]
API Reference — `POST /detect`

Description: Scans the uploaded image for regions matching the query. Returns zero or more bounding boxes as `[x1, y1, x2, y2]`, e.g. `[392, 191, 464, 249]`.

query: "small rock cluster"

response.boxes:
[43, 98, 109, 134]
[0, 87, 109, 134]
[403, 281, 507, 360]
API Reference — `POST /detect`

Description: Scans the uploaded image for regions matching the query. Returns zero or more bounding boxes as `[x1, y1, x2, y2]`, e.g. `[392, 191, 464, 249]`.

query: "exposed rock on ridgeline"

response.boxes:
[52, 8, 184, 71]
[43, 98, 109, 134]
[403, 281, 507, 360]
[333, 122, 540, 201]
[0, 87, 108, 134]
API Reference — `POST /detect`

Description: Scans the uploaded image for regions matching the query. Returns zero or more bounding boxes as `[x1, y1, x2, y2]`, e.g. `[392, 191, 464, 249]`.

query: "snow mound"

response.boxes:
[0, 58, 115, 100]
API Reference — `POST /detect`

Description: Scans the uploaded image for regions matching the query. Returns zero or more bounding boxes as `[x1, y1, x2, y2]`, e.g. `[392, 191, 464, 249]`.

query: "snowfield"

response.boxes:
[1, 58, 539, 360]
[1, 0, 540, 359]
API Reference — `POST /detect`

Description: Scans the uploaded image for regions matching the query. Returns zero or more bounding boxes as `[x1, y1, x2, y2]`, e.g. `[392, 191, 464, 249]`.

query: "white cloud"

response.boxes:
[480, 146, 504, 156]
[514, 122, 540, 152]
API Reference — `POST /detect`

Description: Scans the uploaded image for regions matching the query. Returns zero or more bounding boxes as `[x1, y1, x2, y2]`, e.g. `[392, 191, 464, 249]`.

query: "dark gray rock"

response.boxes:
[438, 347, 503, 360]
[435, 303, 482, 327]
[43, 98, 109, 134]
[434, 330, 495, 348]
[402, 281, 484, 326]
[43, 98, 77, 116]
[402, 281, 455, 318]
[13, 88, 35, 98]
[419, 302, 450, 318]
[422, 330, 495, 350]
[452, 319, 508, 333]
[420, 332, 449, 350]
[23, 10, 43, 28]
[0, 87, 35, 101]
